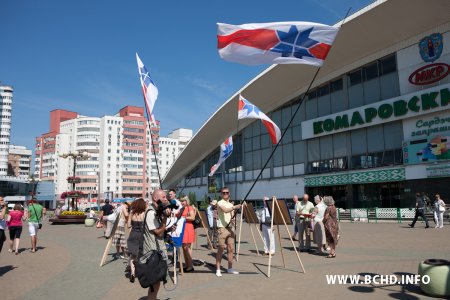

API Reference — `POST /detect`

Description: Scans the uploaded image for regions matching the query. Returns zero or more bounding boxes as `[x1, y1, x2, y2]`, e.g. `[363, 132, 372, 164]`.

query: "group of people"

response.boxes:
[259, 194, 339, 258]
[104, 187, 240, 300]
[0, 197, 46, 255]
[409, 192, 446, 228]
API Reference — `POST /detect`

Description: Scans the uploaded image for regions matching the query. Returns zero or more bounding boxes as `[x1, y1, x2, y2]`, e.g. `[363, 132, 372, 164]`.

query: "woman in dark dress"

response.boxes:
[323, 196, 339, 258]
[127, 198, 147, 282]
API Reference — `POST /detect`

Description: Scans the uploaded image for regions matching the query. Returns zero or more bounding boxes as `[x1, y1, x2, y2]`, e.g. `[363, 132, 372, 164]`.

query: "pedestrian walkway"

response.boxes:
[1, 222, 447, 299]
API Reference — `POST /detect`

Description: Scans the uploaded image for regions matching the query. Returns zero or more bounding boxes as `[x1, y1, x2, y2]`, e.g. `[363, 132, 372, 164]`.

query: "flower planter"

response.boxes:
[418, 259, 450, 297]
[59, 215, 87, 219]
[85, 218, 96, 227]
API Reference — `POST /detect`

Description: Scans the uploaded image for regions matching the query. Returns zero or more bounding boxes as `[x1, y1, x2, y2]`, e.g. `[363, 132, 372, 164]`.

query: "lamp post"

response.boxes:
[59, 151, 90, 211]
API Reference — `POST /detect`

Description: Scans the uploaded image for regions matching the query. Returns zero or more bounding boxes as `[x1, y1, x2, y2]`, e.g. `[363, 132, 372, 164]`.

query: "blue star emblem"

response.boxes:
[140, 66, 156, 86]
[270, 26, 318, 59]
[222, 144, 233, 159]
[242, 100, 261, 116]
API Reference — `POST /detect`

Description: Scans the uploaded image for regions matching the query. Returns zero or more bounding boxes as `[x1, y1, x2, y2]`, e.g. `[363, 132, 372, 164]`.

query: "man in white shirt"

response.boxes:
[258, 197, 275, 255]
[296, 194, 314, 252]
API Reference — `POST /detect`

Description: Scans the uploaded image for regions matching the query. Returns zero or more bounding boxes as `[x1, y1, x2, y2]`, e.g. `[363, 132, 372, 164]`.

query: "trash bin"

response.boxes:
[418, 259, 450, 297]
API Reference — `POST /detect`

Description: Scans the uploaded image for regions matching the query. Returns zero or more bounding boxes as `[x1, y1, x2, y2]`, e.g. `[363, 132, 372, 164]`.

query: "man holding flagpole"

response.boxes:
[215, 186, 241, 277]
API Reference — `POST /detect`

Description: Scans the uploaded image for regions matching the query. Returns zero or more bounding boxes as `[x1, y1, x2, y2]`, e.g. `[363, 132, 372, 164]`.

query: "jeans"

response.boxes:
[411, 209, 429, 227]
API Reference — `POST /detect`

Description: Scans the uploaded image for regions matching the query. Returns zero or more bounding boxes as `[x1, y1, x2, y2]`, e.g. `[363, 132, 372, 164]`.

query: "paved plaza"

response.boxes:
[1, 219, 449, 300]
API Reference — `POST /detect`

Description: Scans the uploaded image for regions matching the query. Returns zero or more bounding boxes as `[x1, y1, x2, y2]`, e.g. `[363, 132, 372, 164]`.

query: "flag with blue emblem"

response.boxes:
[209, 136, 233, 177]
[217, 21, 339, 66]
[136, 53, 158, 122]
[238, 95, 281, 144]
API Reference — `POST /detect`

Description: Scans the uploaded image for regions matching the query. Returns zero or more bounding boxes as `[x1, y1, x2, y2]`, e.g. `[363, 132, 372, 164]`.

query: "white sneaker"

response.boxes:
[227, 268, 239, 274]
[216, 270, 222, 277]
[435, 225, 439, 228]
[439, 226, 444, 228]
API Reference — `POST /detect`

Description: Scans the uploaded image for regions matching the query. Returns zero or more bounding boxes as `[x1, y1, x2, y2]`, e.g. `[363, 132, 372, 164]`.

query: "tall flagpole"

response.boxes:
[242, 8, 352, 202]
[144, 102, 162, 190]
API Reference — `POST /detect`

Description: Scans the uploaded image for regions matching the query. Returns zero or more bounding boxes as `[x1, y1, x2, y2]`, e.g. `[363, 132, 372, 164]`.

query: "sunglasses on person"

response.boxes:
[222, 191, 230, 195]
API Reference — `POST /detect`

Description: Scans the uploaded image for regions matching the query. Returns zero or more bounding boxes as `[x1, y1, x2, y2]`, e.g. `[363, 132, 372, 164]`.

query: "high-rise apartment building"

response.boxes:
[159, 128, 192, 178]
[36, 106, 162, 200]
[8, 145, 32, 178]
[0, 84, 13, 176]
[34, 109, 78, 180]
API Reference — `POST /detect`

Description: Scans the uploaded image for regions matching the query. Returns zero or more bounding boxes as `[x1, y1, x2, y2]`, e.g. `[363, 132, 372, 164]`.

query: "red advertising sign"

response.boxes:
[408, 63, 450, 85]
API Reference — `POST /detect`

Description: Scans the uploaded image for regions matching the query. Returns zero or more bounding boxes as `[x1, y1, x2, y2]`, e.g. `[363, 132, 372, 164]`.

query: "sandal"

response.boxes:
[326, 254, 336, 258]
[8, 249, 13, 253]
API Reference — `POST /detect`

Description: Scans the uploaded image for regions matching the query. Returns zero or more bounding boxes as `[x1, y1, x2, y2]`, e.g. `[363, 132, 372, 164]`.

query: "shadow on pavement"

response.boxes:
[0, 265, 17, 277]
[346, 271, 425, 299]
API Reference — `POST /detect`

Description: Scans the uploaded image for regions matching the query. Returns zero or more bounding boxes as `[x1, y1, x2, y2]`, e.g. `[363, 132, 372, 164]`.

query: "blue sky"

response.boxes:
[0, 0, 373, 152]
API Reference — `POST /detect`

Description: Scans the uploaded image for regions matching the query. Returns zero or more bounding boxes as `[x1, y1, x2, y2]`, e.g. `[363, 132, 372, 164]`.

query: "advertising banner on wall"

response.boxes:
[402, 132, 450, 165]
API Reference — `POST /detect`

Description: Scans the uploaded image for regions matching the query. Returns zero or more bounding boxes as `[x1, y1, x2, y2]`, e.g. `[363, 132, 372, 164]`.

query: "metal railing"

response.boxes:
[337, 207, 449, 224]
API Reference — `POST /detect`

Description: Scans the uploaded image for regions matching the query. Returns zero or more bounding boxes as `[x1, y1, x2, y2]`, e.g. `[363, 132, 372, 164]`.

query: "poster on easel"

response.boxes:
[170, 217, 186, 247]
[242, 202, 259, 224]
[266, 199, 293, 225]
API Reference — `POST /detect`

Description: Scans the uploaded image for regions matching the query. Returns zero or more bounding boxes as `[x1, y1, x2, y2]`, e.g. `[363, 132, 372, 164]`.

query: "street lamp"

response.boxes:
[59, 151, 90, 210]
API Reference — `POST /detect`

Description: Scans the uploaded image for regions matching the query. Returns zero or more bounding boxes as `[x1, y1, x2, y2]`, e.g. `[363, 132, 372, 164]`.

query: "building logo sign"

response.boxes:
[302, 83, 450, 139]
[419, 33, 443, 63]
[408, 33, 448, 86]
[408, 63, 449, 85]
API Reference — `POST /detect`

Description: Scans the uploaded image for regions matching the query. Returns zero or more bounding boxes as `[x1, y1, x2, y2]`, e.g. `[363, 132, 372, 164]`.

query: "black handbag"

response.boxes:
[135, 209, 168, 289]
[193, 211, 202, 229]
[135, 250, 167, 289]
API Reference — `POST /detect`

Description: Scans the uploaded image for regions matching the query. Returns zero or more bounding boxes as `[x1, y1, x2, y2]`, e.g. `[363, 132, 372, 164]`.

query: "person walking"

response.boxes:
[8, 204, 26, 255]
[296, 194, 314, 252]
[215, 187, 241, 277]
[409, 193, 430, 228]
[433, 194, 446, 229]
[127, 198, 147, 283]
[27, 199, 45, 253]
[258, 197, 275, 255]
[323, 196, 339, 258]
[99, 199, 114, 238]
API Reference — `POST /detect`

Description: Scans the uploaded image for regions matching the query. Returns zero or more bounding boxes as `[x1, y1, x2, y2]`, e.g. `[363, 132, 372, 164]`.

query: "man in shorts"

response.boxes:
[215, 187, 241, 277]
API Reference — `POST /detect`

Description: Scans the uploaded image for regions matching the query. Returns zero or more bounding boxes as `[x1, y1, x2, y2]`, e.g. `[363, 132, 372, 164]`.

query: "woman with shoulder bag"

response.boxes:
[433, 194, 446, 229]
[180, 196, 196, 272]
[8, 204, 27, 254]
[127, 198, 147, 283]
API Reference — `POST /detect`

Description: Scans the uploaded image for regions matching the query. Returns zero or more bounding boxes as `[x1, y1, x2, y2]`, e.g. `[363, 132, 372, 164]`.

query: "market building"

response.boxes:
[162, 0, 450, 208]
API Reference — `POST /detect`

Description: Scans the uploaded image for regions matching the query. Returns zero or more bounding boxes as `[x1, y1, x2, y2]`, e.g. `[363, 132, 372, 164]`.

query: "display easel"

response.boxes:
[99, 210, 122, 267]
[236, 201, 265, 261]
[195, 209, 213, 250]
[266, 197, 305, 277]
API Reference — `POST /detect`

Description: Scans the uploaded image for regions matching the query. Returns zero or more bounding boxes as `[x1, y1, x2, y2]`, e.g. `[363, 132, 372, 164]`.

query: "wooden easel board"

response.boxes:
[266, 199, 293, 225]
[242, 202, 259, 224]
[197, 210, 209, 229]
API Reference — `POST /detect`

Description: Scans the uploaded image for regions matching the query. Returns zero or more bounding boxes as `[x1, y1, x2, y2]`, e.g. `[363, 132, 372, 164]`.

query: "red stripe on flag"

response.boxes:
[262, 120, 278, 144]
[309, 43, 332, 60]
[238, 99, 245, 111]
[218, 29, 279, 50]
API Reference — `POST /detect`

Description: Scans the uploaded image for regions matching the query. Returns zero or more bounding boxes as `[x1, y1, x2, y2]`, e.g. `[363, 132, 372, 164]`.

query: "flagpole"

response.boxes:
[144, 107, 162, 190]
[242, 9, 352, 202]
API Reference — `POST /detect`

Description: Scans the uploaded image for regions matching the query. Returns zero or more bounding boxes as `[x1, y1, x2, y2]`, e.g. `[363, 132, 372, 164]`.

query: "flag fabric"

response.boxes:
[238, 95, 281, 144]
[209, 136, 233, 177]
[217, 21, 339, 66]
[136, 53, 159, 122]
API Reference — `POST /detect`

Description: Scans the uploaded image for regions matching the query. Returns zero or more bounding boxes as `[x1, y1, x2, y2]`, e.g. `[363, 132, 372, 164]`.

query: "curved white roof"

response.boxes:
[163, 0, 450, 188]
